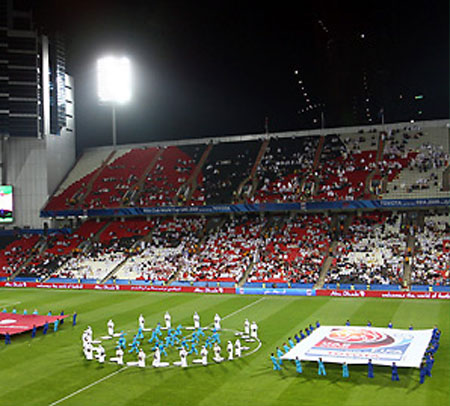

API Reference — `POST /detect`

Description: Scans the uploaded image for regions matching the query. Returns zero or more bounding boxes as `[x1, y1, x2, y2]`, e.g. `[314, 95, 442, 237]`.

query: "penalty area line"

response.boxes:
[48, 366, 129, 406]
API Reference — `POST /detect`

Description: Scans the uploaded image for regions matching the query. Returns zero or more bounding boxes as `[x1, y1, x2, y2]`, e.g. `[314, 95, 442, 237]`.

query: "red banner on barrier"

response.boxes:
[0, 281, 448, 299]
[0, 313, 68, 335]
[0, 281, 235, 295]
[316, 289, 450, 300]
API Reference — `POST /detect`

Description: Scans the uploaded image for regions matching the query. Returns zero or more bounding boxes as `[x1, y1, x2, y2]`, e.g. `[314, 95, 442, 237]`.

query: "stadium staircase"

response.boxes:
[364, 132, 385, 199]
[402, 233, 416, 290]
[235, 138, 270, 203]
[303, 135, 324, 199]
[442, 165, 450, 192]
[312, 135, 325, 169]
[121, 147, 164, 206]
[174, 143, 213, 205]
[167, 216, 217, 285]
[315, 213, 354, 288]
[238, 260, 255, 287]
[76, 150, 117, 208]
[314, 251, 335, 289]
[100, 256, 130, 284]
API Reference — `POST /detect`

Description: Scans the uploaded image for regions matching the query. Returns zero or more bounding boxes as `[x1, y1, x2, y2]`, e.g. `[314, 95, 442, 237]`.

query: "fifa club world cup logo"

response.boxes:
[316, 328, 395, 349]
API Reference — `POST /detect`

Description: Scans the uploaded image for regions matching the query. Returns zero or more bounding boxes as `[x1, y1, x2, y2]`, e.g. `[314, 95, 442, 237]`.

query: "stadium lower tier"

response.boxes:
[1, 209, 448, 289]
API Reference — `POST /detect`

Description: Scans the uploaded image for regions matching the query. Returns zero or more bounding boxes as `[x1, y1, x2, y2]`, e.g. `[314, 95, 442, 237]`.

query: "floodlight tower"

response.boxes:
[97, 56, 132, 148]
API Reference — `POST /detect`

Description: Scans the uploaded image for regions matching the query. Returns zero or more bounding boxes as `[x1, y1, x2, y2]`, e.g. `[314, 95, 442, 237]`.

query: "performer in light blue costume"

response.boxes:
[181, 337, 189, 350]
[288, 337, 295, 349]
[129, 336, 140, 354]
[211, 331, 221, 344]
[151, 337, 161, 351]
[276, 347, 284, 365]
[271, 353, 281, 371]
[118, 333, 127, 350]
[136, 327, 144, 340]
[318, 358, 326, 376]
[189, 339, 198, 355]
[148, 330, 159, 344]
[159, 341, 168, 357]
[205, 337, 212, 349]
[342, 362, 349, 378]
[295, 357, 302, 374]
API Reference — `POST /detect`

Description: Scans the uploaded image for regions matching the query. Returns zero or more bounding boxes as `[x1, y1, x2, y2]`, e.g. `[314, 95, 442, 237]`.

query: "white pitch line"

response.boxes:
[49, 295, 266, 406]
[221, 296, 266, 321]
[48, 366, 129, 406]
[0, 301, 21, 307]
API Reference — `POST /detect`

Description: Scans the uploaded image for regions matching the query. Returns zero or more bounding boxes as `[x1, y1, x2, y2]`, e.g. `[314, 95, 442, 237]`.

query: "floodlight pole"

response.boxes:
[112, 104, 117, 148]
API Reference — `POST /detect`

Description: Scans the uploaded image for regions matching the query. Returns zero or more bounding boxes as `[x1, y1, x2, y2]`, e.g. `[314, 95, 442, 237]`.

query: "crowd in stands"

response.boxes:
[325, 212, 406, 286]
[382, 128, 449, 196]
[248, 214, 331, 284]
[2, 210, 449, 288]
[249, 137, 318, 203]
[314, 134, 377, 201]
[411, 214, 450, 286]
[138, 146, 203, 207]
[189, 141, 259, 205]
[179, 215, 262, 283]
[43, 125, 449, 214]
[9, 124, 450, 288]
[0, 234, 40, 277]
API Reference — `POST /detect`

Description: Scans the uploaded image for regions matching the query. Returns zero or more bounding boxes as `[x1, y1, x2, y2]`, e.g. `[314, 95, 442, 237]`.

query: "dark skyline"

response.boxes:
[33, 1, 449, 154]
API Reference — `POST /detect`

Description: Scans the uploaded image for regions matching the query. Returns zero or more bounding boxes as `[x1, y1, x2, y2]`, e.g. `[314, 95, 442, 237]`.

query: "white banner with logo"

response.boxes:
[281, 326, 432, 368]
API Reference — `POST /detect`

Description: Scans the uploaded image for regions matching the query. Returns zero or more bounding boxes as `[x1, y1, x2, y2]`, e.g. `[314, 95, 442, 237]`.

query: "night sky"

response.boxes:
[33, 1, 449, 154]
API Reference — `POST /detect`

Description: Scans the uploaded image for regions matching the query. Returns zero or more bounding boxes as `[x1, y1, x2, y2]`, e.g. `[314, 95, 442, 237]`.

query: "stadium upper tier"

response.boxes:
[43, 120, 449, 213]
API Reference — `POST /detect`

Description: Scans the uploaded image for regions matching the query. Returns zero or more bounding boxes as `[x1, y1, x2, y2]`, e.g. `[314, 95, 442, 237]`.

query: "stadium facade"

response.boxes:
[0, 0, 75, 228]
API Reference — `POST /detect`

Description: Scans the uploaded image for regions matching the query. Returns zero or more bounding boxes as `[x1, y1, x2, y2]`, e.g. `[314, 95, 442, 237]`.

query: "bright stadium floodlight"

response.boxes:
[97, 56, 132, 147]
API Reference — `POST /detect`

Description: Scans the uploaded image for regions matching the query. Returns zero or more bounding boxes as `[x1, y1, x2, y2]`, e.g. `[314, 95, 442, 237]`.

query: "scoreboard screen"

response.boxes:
[0, 185, 13, 223]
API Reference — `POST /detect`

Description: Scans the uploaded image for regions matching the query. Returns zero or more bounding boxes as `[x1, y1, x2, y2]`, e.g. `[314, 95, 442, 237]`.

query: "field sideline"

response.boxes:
[0, 288, 448, 406]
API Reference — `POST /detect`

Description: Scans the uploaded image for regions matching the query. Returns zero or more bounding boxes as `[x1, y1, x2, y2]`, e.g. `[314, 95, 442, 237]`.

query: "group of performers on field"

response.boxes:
[270, 320, 441, 384]
[3, 308, 77, 344]
[81, 311, 259, 368]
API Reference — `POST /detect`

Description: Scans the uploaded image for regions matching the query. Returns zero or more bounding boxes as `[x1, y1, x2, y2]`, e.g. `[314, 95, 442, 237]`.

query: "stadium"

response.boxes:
[0, 1, 448, 406]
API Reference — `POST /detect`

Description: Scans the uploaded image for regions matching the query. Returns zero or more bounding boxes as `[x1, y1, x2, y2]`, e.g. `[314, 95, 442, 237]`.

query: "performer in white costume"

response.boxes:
[214, 313, 221, 331]
[193, 312, 200, 329]
[107, 319, 115, 336]
[227, 340, 234, 360]
[110, 347, 124, 365]
[164, 311, 171, 329]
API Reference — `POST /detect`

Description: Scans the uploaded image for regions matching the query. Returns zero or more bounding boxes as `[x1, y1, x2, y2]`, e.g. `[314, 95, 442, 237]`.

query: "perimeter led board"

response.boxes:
[97, 56, 132, 104]
[0, 185, 13, 223]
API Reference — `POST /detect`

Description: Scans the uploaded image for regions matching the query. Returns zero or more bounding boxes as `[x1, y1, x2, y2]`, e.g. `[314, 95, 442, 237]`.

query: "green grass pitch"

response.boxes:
[0, 288, 448, 406]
